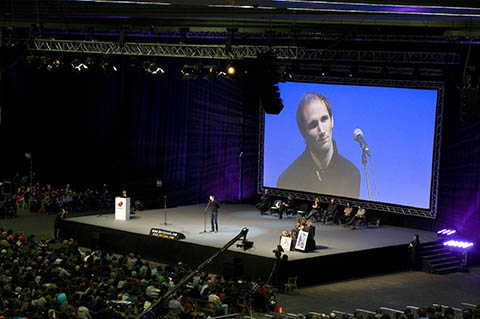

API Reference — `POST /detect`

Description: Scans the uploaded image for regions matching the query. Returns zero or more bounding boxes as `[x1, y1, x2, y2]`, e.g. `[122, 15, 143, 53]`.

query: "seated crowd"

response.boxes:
[256, 189, 370, 230]
[2, 181, 144, 217]
[0, 228, 276, 319]
[303, 304, 480, 319]
[9, 183, 114, 215]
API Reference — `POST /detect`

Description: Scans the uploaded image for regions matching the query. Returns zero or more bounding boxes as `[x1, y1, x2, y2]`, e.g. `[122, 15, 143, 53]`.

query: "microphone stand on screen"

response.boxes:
[354, 129, 378, 201]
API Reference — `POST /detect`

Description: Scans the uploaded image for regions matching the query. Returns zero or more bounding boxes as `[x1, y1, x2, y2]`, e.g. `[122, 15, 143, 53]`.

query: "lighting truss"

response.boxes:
[23, 39, 460, 65]
[257, 75, 444, 219]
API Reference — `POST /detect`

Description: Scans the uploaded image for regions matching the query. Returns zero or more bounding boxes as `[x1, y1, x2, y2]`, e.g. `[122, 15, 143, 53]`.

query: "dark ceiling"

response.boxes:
[2, 0, 480, 35]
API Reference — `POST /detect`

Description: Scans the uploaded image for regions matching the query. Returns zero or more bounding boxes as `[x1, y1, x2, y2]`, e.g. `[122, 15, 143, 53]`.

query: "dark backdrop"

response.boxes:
[1, 52, 480, 243]
[0, 57, 259, 207]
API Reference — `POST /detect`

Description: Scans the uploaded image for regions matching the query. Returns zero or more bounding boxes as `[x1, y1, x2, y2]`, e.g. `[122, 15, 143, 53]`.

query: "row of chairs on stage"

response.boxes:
[258, 197, 380, 229]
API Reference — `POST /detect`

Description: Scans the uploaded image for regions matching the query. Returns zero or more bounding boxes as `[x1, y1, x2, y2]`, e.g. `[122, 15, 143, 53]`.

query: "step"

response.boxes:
[431, 260, 461, 268]
[427, 256, 458, 264]
[435, 265, 463, 274]
[422, 252, 452, 259]
[421, 242, 444, 249]
[421, 246, 449, 253]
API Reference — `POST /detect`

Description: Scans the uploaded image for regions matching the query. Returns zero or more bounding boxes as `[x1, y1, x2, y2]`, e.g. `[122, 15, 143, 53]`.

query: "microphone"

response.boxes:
[353, 128, 371, 156]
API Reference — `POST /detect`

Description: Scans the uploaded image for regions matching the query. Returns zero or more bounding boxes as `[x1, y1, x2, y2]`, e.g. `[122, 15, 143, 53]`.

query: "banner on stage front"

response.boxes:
[149, 228, 186, 240]
[280, 236, 292, 251]
[295, 230, 309, 251]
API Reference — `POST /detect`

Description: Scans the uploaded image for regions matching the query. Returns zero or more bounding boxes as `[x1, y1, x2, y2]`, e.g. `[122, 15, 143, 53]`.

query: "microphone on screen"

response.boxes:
[353, 128, 371, 156]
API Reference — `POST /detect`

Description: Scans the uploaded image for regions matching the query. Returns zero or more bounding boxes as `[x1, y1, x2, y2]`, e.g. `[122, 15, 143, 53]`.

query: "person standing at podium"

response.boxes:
[121, 190, 128, 198]
[209, 195, 220, 233]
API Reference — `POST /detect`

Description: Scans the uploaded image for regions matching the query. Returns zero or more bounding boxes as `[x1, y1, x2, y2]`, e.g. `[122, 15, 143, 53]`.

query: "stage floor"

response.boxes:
[67, 204, 437, 261]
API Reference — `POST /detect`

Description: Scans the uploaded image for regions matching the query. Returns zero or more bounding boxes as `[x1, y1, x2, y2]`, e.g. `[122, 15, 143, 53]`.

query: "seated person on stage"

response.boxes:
[339, 202, 353, 224]
[279, 195, 295, 219]
[255, 189, 271, 215]
[348, 205, 366, 229]
[322, 198, 337, 224]
[306, 197, 321, 220]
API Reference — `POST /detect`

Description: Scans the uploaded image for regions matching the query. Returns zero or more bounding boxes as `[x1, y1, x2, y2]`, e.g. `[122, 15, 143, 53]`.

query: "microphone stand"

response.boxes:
[163, 195, 167, 226]
[361, 150, 372, 200]
[202, 202, 210, 233]
[369, 157, 379, 201]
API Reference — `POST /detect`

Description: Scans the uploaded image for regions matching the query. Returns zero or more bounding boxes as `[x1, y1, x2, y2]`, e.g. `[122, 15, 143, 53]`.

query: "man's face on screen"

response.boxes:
[301, 98, 334, 154]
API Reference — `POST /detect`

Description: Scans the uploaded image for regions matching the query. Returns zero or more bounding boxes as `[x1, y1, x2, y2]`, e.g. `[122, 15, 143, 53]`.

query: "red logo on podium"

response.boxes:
[118, 202, 123, 207]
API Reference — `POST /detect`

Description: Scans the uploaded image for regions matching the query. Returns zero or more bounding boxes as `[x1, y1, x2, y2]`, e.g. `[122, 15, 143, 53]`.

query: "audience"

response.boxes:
[4, 179, 147, 215]
[0, 227, 277, 318]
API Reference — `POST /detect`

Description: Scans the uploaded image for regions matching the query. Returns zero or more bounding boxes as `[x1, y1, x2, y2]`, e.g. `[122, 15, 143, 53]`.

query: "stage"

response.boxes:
[62, 204, 437, 285]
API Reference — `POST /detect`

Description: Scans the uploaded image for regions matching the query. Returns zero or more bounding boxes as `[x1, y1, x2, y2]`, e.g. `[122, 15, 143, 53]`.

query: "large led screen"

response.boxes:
[263, 82, 438, 209]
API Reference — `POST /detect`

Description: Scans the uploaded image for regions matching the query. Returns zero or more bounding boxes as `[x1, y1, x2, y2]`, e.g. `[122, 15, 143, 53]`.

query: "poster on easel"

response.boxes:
[295, 230, 309, 251]
[280, 236, 292, 251]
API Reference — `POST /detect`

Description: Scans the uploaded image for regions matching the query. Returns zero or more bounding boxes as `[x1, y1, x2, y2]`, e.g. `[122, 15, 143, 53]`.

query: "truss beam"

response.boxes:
[23, 39, 460, 64]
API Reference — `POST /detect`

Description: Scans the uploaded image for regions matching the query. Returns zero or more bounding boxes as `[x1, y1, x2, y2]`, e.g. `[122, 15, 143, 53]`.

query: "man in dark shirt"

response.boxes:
[255, 189, 271, 215]
[209, 195, 220, 232]
[279, 195, 295, 219]
[276, 92, 360, 199]
[322, 198, 338, 224]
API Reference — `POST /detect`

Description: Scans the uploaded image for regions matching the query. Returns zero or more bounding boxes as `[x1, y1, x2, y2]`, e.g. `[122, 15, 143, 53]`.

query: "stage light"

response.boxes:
[147, 62, 164, 75]
[437, 228, 456, 237]
[443, 240, 474, 248]
[226, 64, 237, 76]
[203, 65, 221, 80]
[71, 59, 88, 71]
[181, 63, 202, 80]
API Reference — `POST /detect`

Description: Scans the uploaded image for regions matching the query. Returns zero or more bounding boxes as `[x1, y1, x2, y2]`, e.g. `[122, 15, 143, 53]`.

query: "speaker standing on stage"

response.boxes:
[209, 195, 220, 233]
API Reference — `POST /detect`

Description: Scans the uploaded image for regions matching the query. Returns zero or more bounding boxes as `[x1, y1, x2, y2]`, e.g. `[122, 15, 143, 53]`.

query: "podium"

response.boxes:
[115, 197, 130, 220]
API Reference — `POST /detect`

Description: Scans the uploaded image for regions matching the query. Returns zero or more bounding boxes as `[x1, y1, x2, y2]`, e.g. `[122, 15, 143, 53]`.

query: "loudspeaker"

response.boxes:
[261, 85, 284, 114]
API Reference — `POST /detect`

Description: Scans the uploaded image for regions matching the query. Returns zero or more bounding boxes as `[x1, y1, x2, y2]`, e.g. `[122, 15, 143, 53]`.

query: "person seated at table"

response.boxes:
[279, 195, 295, 219]
[348, 205, 366, 229]
[255, 189, 271, 215]
[306, 197, 321, 220]
[339, 202, 353, 224]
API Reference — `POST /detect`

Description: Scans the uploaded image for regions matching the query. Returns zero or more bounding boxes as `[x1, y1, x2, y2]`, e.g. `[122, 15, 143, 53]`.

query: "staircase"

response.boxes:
[420, 241, 464, 274]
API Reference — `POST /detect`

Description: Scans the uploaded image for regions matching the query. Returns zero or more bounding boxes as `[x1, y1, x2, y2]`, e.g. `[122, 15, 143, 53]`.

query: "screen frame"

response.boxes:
[257, 75, 444, 219]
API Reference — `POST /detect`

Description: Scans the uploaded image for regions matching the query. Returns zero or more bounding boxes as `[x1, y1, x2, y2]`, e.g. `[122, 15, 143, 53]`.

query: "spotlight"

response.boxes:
[146, 62, 164, 75]
[181, 64, 202, 80]
[276, 65, 292, 82]
[85, 56, 94, 66]
[45, 57, 63, 71]
[203, 65, 220, 80]
[100, 57, 118, 72]
[226, 64, 237, 76]
[71, 59, 88, 71]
